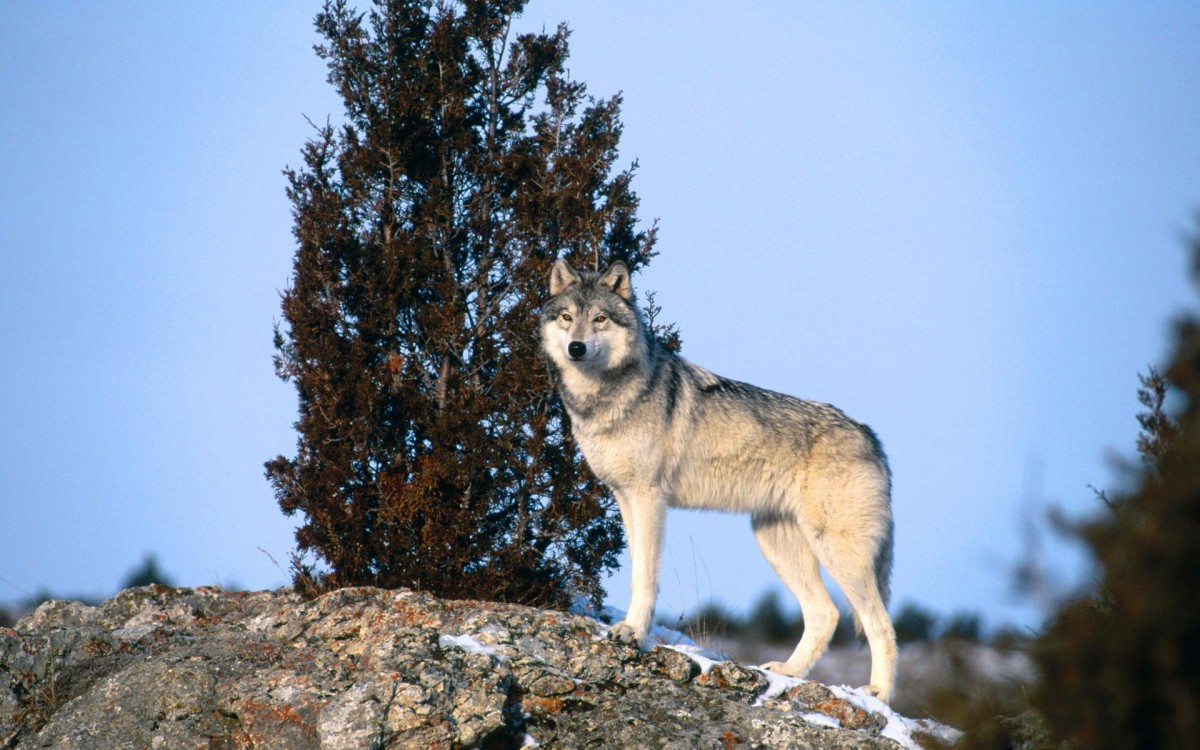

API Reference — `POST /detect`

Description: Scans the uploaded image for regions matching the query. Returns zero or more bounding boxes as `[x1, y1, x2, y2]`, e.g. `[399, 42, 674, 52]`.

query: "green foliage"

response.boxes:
[267, 0, 665, 608]
[1032, 219, 1200, 748]
[1134, 366, 1176, 474]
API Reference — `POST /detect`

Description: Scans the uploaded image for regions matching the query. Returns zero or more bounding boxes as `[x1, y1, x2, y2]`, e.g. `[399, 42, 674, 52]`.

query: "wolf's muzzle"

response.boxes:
[568, 341, 587, 360]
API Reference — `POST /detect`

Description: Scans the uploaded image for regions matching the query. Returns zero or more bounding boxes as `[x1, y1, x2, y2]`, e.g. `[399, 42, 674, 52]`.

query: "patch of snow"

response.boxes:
[582, 605, 626, 639]
[648, 622, 698, 647]
[800, 711, 841, 729]
[520, 731, 540, 748]
[438, 633, 507, 661]
[576, 606, 964, 743]
[828, 684, 963, 749]
[751, 668, 807, 705]
[567, 596, 595, 617]
[968, 643, 1037, 684]
[598, 604, 625, 625]
[909, 718, 966, 746]
[661, 642, 724, 675]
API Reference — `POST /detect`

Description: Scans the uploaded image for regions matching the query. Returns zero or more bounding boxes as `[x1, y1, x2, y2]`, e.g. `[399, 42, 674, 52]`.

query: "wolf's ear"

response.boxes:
[549, 260, 581, 296]
[598, 261, 632, 300]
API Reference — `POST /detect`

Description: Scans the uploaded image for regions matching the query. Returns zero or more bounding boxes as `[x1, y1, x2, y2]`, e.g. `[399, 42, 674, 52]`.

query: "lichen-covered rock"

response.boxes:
[0, 586, 954, 748]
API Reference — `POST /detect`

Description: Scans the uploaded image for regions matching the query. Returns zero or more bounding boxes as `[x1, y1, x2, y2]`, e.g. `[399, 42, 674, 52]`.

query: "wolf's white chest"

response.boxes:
[571, 419, 663, 491]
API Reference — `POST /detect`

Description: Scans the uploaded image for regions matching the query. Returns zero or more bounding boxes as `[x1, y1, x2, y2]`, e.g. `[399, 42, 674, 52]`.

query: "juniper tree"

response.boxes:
[266, 0, 675, 607]
[1032, 218, 1200, 749]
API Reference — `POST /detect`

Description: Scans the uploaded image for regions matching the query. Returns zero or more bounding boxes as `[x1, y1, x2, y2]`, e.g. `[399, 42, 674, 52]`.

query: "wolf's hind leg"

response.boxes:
[752, 514, 839, 679]
[815, 530, 897, 703]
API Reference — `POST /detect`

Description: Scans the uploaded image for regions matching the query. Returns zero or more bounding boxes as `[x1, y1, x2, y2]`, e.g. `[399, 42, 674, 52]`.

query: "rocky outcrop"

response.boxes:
[0, 586, 957, 748]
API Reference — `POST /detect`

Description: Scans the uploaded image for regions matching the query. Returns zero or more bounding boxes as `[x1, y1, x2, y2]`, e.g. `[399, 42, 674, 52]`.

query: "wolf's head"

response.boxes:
[540, 259, 645, 375]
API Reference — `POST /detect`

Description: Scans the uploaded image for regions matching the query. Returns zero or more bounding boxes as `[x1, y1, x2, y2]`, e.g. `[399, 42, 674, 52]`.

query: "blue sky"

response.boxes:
[2, 2, 1198, 633]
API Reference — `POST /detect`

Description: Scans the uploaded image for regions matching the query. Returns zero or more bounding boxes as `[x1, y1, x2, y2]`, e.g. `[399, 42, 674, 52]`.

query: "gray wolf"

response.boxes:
[539, 259, 897, 702]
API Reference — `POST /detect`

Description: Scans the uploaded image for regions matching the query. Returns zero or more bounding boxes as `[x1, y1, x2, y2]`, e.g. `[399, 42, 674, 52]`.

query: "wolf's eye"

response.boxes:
[594, 315, 607, 323]
[560, 312, 573, 322]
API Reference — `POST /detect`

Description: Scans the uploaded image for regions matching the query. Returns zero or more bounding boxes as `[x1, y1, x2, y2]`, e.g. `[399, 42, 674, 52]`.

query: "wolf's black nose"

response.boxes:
[568, 341, 587, 359]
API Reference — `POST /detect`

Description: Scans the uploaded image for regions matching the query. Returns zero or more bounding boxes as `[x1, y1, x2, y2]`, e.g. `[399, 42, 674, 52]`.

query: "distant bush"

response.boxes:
[671, 592, 971, 648]
[745, 589, 801, 644]
[659, 600, 742, 644]
[893, 601, 939, 643]
[941, 611, 983, 643]
[120, 554, 174, 590]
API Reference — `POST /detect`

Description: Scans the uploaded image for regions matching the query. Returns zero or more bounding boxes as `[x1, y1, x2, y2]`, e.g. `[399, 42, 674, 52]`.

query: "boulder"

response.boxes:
[0, 586, 958, 748]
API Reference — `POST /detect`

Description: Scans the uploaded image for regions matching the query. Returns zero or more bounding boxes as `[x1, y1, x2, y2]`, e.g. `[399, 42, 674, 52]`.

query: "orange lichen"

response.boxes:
[813, 698, 875, 730]
[225, 699, 320, 749]
[524, 695, 564, 714]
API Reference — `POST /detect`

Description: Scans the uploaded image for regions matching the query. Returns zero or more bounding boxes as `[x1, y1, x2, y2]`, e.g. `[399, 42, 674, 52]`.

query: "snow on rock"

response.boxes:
[580, 604, 963, 746]
[438, 632, 507, 660]
[754, 668, 808, 704]
[830, 684, 965, 749]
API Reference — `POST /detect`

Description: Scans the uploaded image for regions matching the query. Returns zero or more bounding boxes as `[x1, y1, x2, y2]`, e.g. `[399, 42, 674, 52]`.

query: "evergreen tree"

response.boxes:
[1033, 218, 1200, 748]
[266, 0, 671, 608]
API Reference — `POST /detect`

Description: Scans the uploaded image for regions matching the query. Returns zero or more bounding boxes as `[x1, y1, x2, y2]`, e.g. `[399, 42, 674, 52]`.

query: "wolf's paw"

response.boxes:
[760, 660, 803, 677]
[857, 684, 893, 705]
[608, 621, 642, 646]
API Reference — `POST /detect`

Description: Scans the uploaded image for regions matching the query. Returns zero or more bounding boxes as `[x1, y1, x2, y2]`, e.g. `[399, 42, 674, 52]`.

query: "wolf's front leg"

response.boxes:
[610, 491, 666, 647]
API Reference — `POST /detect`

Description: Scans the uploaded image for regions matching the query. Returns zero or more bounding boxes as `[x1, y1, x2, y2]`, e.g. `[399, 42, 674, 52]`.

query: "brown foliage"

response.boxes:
[1030, 218, 1200, 749]
[267, 0, 671, 609]
[950, 219, 1200, 750]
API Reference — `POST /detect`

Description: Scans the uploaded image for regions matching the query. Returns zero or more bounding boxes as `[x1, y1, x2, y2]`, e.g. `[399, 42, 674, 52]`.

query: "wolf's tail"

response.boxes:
[875, 515, 895, 608]
[853, 515, 895, 638]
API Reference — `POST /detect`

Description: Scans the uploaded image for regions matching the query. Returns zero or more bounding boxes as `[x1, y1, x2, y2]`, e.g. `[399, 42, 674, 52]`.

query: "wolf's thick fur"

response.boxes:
[540, 260, 898, 702]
